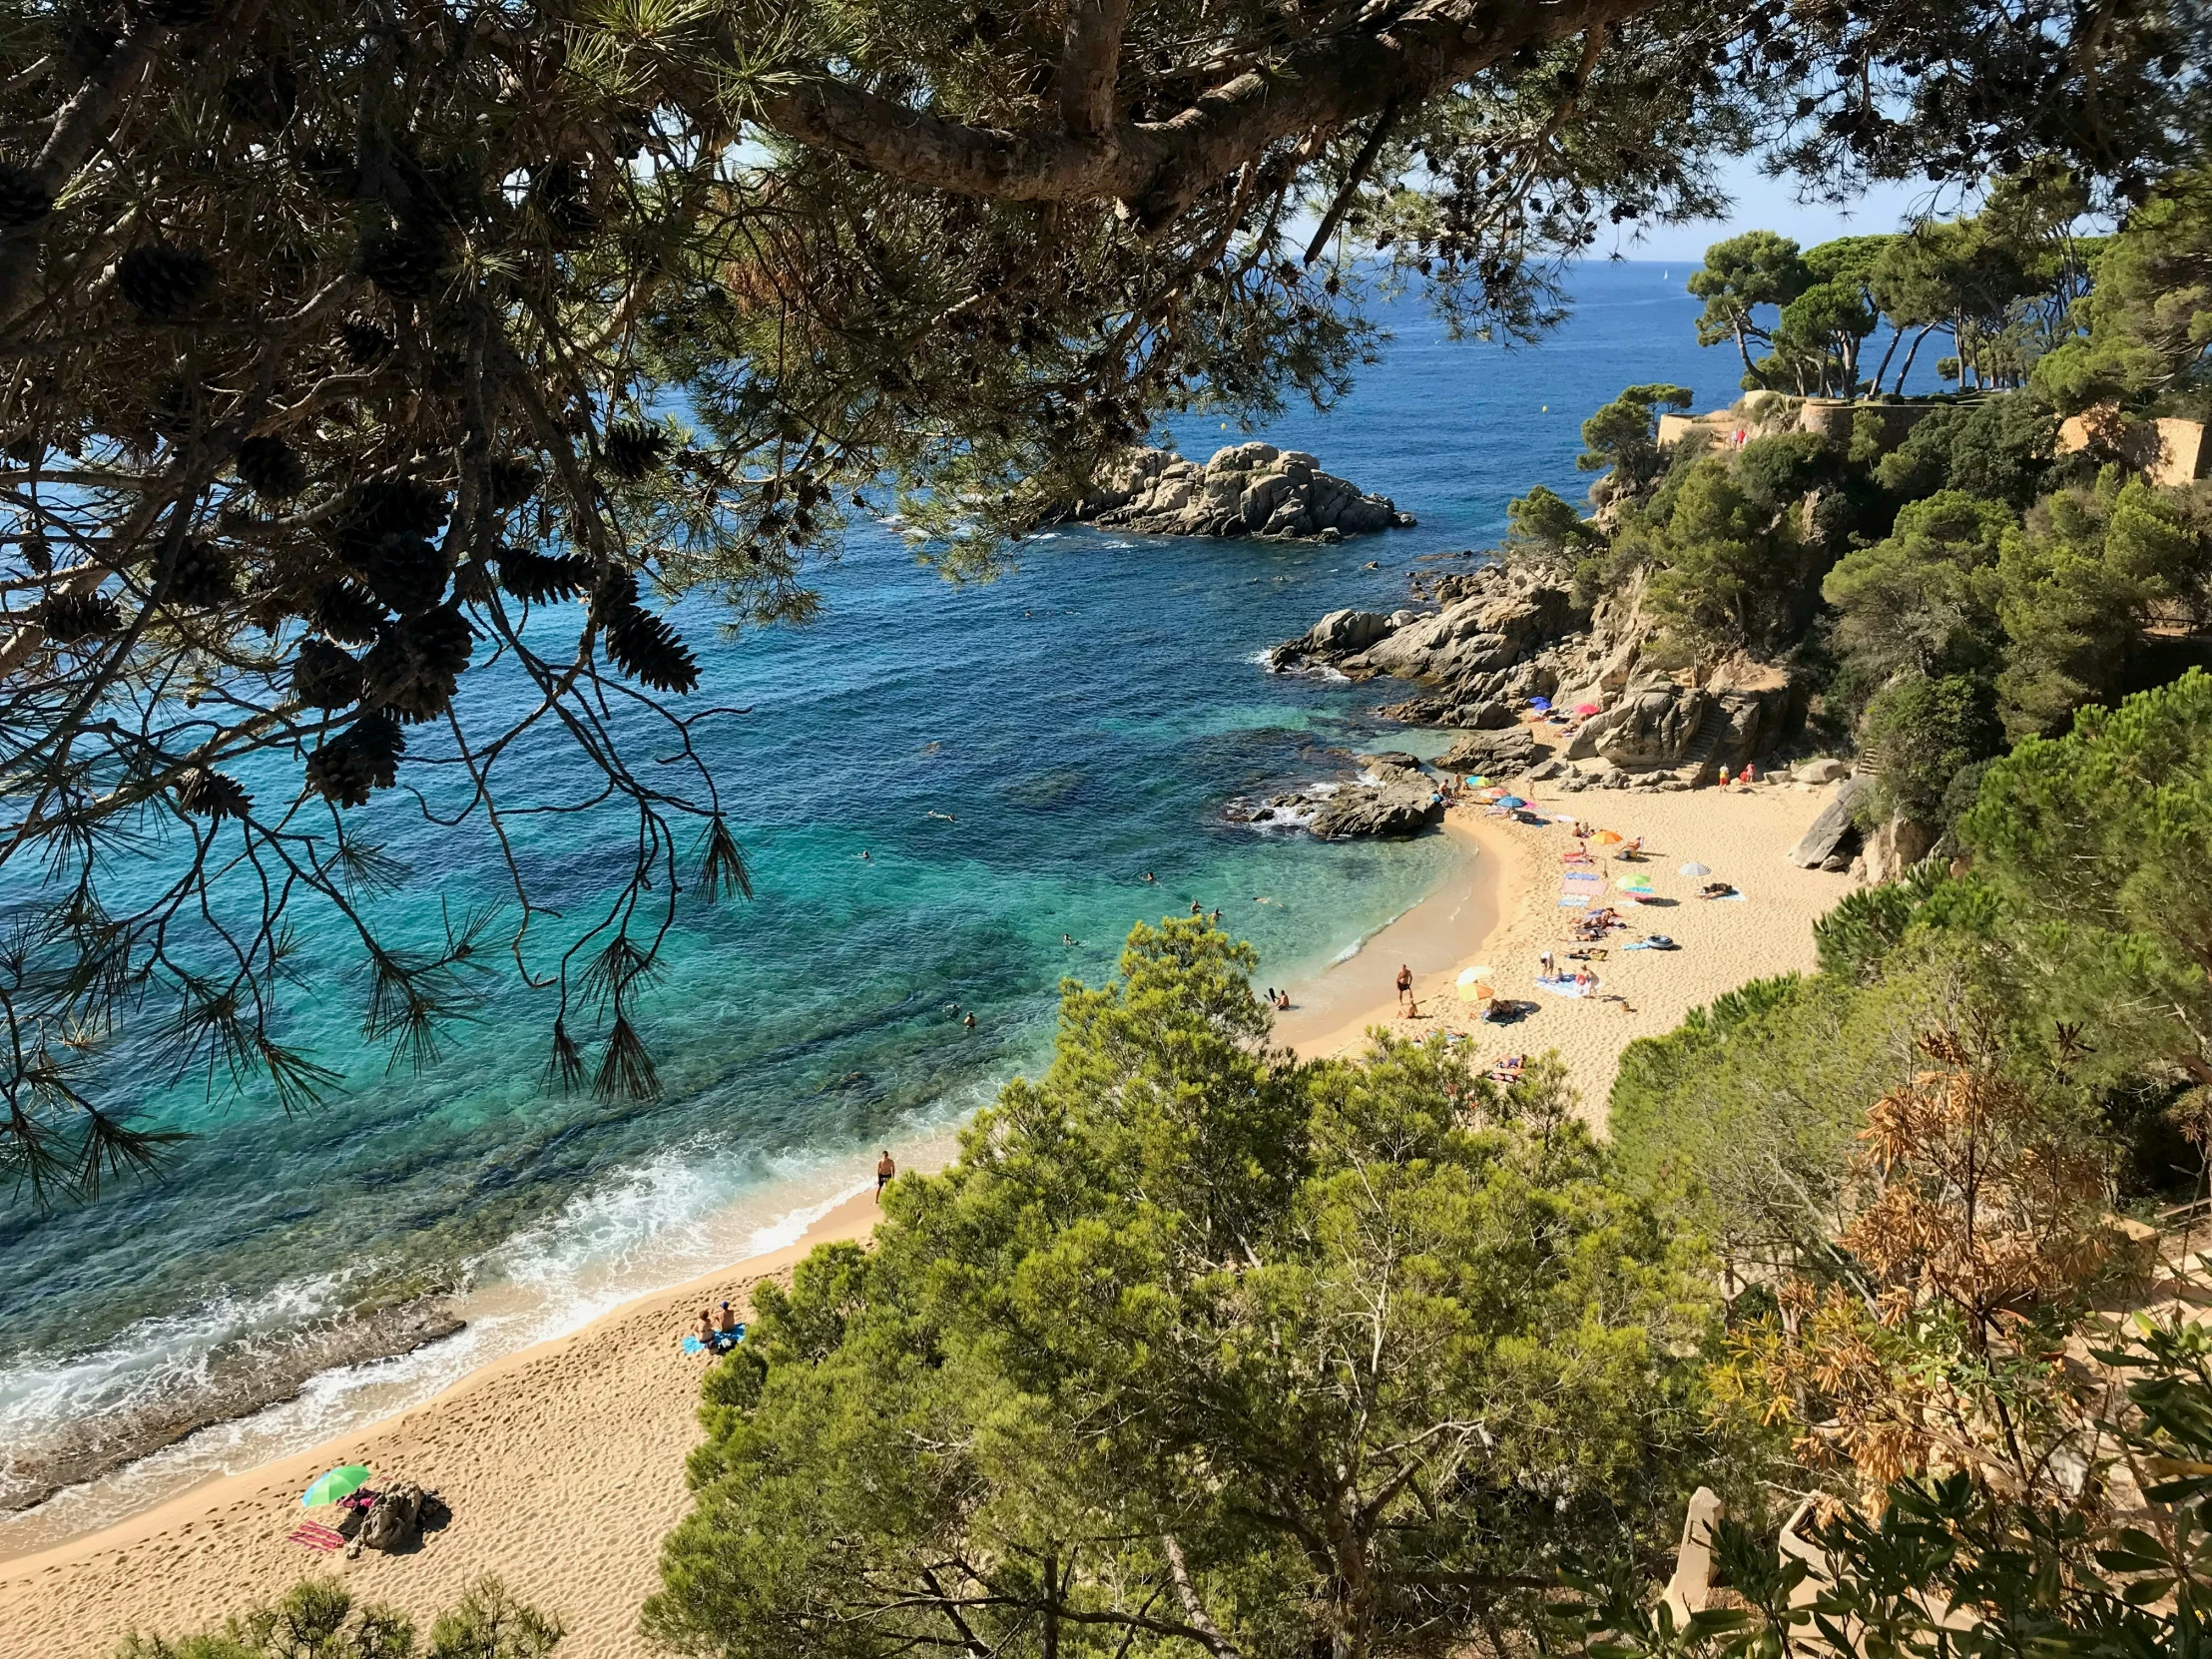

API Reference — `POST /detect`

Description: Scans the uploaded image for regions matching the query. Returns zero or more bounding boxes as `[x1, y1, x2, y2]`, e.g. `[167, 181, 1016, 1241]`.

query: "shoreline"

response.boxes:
[0, 1175, 924, 1655]
[1276, 779, 1858, 1120]
[1272, 813, 1524, 1058]
[0, 780, 1857, 1652]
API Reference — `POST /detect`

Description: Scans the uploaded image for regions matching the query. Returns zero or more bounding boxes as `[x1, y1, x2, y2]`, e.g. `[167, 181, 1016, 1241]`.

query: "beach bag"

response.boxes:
[357, 1479, 425, 1552]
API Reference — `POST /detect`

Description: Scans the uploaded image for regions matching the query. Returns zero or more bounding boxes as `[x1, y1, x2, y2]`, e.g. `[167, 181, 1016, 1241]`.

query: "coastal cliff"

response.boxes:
[1039, 442, 1416, 542]
[1274, 562, 1810, 793]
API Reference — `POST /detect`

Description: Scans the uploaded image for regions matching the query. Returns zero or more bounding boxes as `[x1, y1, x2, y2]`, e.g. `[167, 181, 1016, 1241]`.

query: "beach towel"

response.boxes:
[1714, 890, 1748, 901]
[1535, 975, 1598, 998]
[288, 1522, 345, 1553]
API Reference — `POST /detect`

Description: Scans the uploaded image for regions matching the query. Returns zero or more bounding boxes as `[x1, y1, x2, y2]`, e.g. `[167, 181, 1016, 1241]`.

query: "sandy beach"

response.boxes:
[0, 776, 1857, 1656]
[1276, 777, 1858, 1120]
[0, 1184, 907, 1658]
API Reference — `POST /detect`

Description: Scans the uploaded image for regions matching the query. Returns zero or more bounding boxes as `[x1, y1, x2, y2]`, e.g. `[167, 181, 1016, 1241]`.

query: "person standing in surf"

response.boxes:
[875, 1150, 895, 1201]
[1396, 963, 1415, 1016]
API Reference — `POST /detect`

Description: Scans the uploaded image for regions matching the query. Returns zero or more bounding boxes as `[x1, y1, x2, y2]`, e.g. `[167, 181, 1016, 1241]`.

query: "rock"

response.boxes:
[1527, 757, 1564, 782]
[1461, 700, 1515, 730]
[1789, 775, 1872, 868]
[1043, 445, 1414, 542]
[1863, 816, 1936, 883]
[1357, 751, 1425, 777]
[358, 1479, 427, 1553]
[1310, 780, 1442, 838]
[1794, 757, 1851, 784]
[1436, 726, 1536, 776]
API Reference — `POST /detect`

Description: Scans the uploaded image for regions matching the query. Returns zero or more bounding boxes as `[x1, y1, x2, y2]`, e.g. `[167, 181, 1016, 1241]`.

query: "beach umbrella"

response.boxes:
[1617, 873, 1653, 892]
[1496, 795, 1526, 810]
[1455, 964, 1496, 987]
[1467, 776, 1488, 788]
[1473, 982, 1496, 1001]
[302, 1465, 371, 1508]
[1574, 702, 1602, 716]
[1591, 830, 1624, 845]
[1678, 860, 1712, 877]
[1528, 696, 1551, 711]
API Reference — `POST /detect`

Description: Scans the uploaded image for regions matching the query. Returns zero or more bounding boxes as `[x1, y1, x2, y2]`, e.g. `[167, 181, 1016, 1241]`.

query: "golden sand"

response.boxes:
[0, 780, 1857, 1655]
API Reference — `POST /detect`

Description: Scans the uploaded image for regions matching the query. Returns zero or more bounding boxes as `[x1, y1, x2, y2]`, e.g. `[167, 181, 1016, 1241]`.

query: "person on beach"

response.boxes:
[875, 1150, 895, 1200]
[694, 1309, 715, 1348]
[1276, 989, 1291, 1010]
[1539, 949, 1555, 979]
[1395, 963, 1415, 1015]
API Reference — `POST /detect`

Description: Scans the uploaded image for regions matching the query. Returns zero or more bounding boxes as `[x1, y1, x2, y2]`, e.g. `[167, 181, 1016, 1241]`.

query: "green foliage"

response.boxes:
[1962, 667, 2212, 1084]
[115, 1577, 556, 1659]
[1580, 384, 1695, 494]
[1822, 490, 2013, 685]
[1993, 472, 2212, 736]
[1608, 961, 1977, 1281]
[1734, 431, 1842, 516]
[1873, 394, 2061, 507]
[1688, 233, 1810, 380]
[2034, 169, 2212, 410]
[1860, 674, 2003, 825]
[651, 918, 1727, 1659]
[1505, 482, 1604, 575]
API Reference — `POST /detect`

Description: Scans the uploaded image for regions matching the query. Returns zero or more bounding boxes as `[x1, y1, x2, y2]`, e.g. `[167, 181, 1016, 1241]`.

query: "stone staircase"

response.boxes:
[1669, 698, 1736, 786]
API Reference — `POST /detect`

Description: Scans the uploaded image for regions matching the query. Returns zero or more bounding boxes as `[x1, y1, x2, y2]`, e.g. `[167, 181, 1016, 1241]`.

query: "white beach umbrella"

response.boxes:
[1678, 860, 1712, 877]
[1456, 965, 1494, 987]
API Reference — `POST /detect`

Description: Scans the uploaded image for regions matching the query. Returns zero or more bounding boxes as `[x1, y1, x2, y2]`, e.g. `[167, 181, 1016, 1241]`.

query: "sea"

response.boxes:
[0, 262, 1943, 1549]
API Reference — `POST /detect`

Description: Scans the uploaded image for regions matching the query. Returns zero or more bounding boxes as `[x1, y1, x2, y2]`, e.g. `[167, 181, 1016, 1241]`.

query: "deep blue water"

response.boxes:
[0, 261, 1924, 1534]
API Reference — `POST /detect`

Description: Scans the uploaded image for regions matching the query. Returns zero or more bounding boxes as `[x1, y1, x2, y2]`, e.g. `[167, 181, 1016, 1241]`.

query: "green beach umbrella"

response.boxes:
[302, 1464, 371, 1507]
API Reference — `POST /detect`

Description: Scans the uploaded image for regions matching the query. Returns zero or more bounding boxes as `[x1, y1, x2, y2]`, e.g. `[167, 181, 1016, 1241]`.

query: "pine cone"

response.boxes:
[0, 166, 54, 229]
[354, 532, 448, 616]
[591, 570, 640, 620]
[531, 163, 596, 244]
[334, 478, 447, 555]
[483, 457, 543, 510]
[38, 590, 122, 643]
[312, 580, 388, 644]
[604, 604, 699, 695]
[363, 605, 471, 721]
[175, 766, 252, 820]
[601, 422, 669, 481]
[305, 711, 405, 808]
[292, 638, 362, 709]
[236, 434, 305, 498]
[498, 548, 591, 604]
[337, 316, 394, 367]
[220, 61, 296, 129]
[118, 245, 214, 319]
[359, 221, 450, 301]
[164, 539, 237, 607]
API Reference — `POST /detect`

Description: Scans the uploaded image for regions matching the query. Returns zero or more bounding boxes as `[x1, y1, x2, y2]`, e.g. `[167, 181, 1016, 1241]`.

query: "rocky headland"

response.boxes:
[1041, 443, 1415, 543]
[1270, 561, 1816, 799]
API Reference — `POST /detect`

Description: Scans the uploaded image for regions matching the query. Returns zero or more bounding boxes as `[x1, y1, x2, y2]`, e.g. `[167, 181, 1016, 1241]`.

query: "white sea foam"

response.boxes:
[0, 1106, 971, 1556]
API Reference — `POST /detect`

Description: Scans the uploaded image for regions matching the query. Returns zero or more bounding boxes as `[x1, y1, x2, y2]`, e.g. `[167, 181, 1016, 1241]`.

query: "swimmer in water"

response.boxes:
[1142, 871, 1157, 882]
[926, 810, 956, 822]
[963, 1012, 976, 1031]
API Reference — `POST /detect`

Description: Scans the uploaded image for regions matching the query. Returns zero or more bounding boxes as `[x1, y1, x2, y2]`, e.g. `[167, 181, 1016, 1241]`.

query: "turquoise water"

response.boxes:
[2, 262, 1896, 1534]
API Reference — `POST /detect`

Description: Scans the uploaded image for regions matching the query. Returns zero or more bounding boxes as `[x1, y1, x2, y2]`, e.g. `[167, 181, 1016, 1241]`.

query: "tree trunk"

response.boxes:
[1893, 323, 1936, 393]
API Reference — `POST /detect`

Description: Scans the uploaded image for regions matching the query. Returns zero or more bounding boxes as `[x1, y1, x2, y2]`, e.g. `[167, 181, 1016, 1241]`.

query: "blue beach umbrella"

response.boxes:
[1528, 697, 1551, 711]
[1496, 795, 1526, 810]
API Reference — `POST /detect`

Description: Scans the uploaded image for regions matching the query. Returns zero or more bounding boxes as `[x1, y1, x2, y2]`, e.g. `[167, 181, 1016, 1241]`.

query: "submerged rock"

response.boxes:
[1043, 443, 1415, 542]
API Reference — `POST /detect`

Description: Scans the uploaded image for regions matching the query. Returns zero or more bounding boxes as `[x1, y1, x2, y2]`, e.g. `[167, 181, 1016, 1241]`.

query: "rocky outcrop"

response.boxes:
[1860, 816, 1936, 883]
[1788, 776, 1872, 869]
[1225, 753, 1444, 838]
[1435, 726, 1535, 776]
[1564, 665, 1807, 784]
[1274, 560, 1810, 789]
[1046, 443, 1415, 542]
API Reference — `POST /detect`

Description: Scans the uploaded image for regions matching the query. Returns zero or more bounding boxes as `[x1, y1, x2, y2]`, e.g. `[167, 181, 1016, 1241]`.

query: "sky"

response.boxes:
[1616, 158, 1949, 262]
